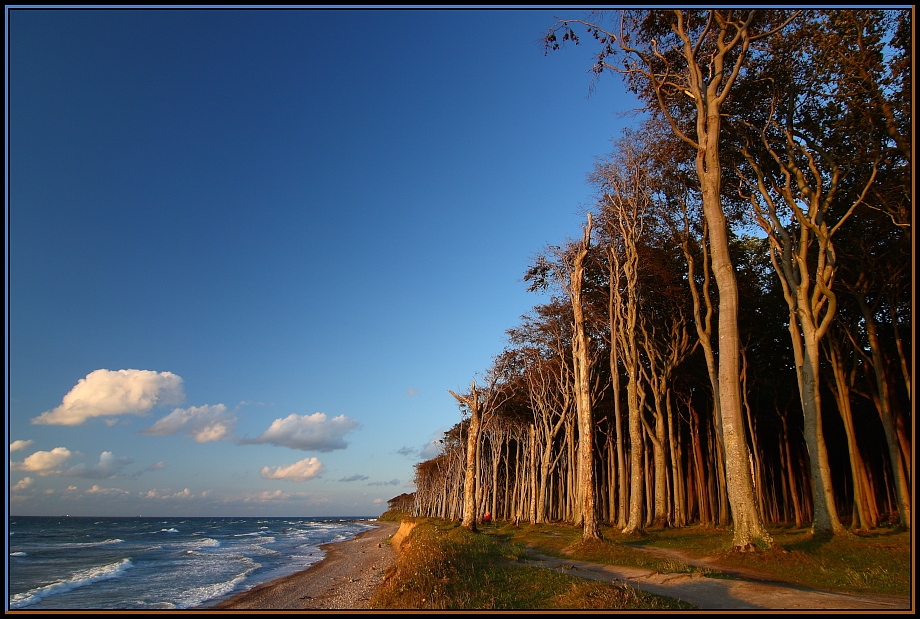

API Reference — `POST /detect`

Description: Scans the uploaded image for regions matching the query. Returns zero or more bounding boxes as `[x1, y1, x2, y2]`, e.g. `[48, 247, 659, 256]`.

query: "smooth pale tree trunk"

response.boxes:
[451, 383, 482, 532]
[569, 214, 602, 540]
[608, 262, 629, 529]
[802, 328, 844, 533]
[700, 136, 773, 548]
[622, 370, 645, 534]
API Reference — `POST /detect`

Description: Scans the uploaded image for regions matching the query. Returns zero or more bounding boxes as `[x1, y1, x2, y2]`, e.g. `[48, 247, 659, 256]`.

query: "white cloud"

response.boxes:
[141, 487, 199, 500]
[241, 489, 302, 503]
[261, 457, 325, 482]
[13, 477, 34, 491]
[63, 451, 134, 479]
[10, 439, 34, 452]
[143, 404, 237, 442]
[86, 485, 130, 496]
[242, 413, 358, 452]
[10, 448, 132, 479]
[10, 447, 74, 475]
[339, 474, 369, 482]
[32, 369, 185, 425]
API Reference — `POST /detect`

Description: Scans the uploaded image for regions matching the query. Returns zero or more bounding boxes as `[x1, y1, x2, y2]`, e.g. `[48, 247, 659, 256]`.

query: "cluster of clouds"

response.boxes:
[13, 369, 395, 500]
[28, 370, 360, 451]
[142, 404, 237, 443]
[9, 447, 133, 479]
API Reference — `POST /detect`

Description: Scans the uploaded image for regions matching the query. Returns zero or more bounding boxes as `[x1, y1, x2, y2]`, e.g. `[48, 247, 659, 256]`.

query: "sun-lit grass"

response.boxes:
[496, 521, 910, 597]
[713, 526, 911, 597]
[377, 509, 411, 522]
[491, 522, 721, 578]
[369, 520, 695, 610]
[371, 518, 909, 608]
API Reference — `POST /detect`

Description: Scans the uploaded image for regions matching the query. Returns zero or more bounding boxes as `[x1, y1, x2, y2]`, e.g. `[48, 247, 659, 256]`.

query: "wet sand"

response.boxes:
[203, 520, 398, 610]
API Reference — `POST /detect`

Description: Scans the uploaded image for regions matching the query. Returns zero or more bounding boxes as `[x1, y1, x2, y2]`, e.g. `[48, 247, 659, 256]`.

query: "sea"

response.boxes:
[7, 515, 379, 610]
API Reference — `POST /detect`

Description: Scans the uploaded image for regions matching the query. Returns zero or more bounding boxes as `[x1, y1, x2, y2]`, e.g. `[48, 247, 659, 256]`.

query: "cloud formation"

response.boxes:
[13, 477, 34, 491]
[368, 479, 400, 486]
[143, 404, 237, 442]
[86, 485, 130, 496]
[11, 448, 133, 479]
[10, 447, 74, 475]
[10, 439, 34, 452]
[339, 474, 369, 482]
[63, 452, 134, 479]
[242, 413, 358, 452]
[238, 489, 308, 503]
[261, 457, 325, 482]
[141, 487, 207, 500]
[32, 369, 185, 425]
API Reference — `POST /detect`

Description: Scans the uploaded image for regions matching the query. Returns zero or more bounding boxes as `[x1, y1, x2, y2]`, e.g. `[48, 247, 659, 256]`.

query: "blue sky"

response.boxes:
[7, 7, 640, 517]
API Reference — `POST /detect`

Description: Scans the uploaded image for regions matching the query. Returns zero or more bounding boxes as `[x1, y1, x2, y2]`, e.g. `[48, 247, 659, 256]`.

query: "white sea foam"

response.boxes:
[8, 558, 134, 609]
[186, 537, 220, 550]
[10, 551, 27, 557]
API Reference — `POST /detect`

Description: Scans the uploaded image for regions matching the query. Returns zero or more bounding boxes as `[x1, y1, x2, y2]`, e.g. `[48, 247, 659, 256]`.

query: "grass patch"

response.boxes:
[714, 527, 911, 597]
[492, 522, 722, 578]
[369, 520, 694, 610]
[498, 522, 910, 598]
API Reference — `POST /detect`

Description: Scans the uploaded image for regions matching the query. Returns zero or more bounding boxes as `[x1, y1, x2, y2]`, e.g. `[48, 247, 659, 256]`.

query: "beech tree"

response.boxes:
[525, 217, 603, 540]
[732, 9, 909, 532]
[402, 9, 909, 540]
[546, 9, 798, 548]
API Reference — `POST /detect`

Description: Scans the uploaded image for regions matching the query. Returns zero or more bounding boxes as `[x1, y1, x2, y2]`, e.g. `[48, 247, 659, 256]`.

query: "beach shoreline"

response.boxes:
[202, 520, 399, 610]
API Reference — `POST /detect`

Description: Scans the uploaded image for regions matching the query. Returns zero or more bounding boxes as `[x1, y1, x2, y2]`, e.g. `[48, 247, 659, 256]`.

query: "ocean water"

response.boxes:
[7, 515, 378, 610]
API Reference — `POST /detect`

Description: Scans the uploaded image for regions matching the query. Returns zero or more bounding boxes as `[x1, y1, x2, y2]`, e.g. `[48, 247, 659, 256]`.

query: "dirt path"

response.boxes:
[521, 546, 911, 611]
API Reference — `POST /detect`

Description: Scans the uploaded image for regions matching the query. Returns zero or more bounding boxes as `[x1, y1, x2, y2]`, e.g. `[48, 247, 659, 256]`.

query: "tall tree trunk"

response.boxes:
[451, 383, 482, 532]
[570, 214, 602, 540]
[853, 290, 911, 527]
[826, 334, 876, 530]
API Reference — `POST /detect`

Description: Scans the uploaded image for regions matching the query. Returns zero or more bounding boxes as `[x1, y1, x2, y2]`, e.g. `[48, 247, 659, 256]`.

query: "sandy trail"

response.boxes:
[521, 545, 911, 611]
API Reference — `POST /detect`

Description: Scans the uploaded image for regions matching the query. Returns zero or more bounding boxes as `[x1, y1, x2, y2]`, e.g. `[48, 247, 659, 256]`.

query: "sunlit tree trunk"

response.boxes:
[825, 333, 877, 530]
[451, 382, 482, 531]
[569, 214, 602, 540]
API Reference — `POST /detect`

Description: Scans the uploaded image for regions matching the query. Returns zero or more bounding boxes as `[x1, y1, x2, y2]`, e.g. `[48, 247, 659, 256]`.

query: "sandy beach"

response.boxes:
[204, 520, 399, 610]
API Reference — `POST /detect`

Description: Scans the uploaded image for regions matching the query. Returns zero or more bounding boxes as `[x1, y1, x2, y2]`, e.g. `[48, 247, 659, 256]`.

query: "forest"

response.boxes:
[388, 9, 911, 549]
